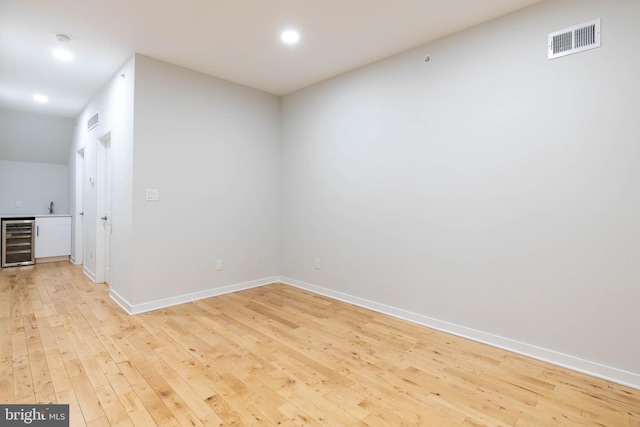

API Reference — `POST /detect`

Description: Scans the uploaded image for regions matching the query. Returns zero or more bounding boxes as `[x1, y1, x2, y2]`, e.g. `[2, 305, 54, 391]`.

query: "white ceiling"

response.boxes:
[0, 0, 543, 119]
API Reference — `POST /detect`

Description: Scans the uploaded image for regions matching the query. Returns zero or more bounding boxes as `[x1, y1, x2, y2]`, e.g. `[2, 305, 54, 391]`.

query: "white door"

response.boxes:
[104, 137, 112, 284]
[75, 149, 85, 264]
[96, 133, 112, 284]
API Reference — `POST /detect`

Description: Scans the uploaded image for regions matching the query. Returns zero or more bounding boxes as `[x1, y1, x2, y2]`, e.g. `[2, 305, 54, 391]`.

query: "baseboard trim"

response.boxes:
[36, 255, 70, 264]
[109, 276, 280, 315]
[109, 288, 131, 314]
[279, 276, 640, 391]
[83, 266, 97, 282]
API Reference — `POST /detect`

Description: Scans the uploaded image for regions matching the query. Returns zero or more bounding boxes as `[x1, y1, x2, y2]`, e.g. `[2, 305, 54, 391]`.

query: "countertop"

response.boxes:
[0, 213, 72, 218]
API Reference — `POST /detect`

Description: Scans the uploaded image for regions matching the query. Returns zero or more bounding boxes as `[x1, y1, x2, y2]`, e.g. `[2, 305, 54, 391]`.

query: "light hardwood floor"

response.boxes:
[1, 262, 639, 426]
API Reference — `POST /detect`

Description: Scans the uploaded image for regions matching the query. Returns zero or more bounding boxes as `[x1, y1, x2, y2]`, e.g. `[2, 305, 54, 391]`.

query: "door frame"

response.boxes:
[73, 148, 85, 265]
[95, 131, 112, 284]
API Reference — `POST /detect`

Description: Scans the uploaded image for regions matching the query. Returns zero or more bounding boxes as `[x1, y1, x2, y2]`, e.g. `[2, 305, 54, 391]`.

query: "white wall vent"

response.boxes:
[87, 112, 99, 131]
[548, 19, 601, 59]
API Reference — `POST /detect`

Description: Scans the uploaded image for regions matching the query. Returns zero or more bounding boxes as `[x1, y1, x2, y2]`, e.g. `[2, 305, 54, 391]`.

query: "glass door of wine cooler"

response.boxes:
[2, 219, 36, 267]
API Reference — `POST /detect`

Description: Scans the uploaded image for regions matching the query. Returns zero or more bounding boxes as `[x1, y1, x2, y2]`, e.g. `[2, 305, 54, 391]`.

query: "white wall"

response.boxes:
[0, 160, 68, 214]
[69, 57, 135, 292]
[128, 55, 281, 306]
[68, 53, 281, 312]
[0, 108, 72, 215]
[0, 108, 73, 164]
[281, 0, 640, 386]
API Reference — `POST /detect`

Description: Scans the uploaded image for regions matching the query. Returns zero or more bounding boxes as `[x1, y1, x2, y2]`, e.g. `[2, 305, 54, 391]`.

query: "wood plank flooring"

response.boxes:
[1, 262, 639, 426]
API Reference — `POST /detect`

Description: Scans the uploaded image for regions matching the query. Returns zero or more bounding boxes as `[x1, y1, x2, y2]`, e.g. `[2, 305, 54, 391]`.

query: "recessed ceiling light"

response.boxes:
[52, 48, 73, 61]
[281, 30, 300, 45]
[33, 94, 49, 103]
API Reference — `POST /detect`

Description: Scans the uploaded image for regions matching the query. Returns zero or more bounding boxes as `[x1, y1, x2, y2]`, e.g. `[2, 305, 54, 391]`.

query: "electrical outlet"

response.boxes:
[216, 259, 223, 271]
[15, 201, 22, 208]
[314, 258, 320, 270]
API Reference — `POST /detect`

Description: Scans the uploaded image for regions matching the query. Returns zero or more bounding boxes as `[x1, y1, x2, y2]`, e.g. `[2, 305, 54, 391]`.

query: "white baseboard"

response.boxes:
[83, 266, 97, 282]
[109, 276, 280, 315]
[279, 276, 640, 391]
[36, 255, 70, 264]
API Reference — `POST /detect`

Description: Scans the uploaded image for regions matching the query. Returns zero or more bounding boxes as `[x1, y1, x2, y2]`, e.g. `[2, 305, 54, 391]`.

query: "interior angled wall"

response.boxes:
[70, 54, 282, 313]
[280, 0, 640, 387]
[128, 55, 281, 309]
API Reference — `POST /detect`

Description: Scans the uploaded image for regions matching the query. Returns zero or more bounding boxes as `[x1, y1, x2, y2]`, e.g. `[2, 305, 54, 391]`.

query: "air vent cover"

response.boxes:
[548, 19, 601, 59]
[87, 112, 99, 131]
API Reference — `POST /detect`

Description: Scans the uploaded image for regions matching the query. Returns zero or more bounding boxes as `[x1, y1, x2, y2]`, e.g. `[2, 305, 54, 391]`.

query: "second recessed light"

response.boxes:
[52, 48, 73, 61]
[281, 30, 300, 45]
[33, 94, 49, 103]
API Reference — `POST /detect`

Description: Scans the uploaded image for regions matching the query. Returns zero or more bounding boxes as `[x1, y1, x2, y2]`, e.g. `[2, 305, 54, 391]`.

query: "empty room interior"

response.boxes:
[1, 0, 639, 425]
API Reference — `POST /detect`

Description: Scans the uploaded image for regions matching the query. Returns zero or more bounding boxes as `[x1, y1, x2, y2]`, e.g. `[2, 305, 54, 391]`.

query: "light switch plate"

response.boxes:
[146, 189, 159, 201]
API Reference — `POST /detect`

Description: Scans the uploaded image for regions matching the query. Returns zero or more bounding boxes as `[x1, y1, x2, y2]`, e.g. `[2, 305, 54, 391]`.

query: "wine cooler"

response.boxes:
[1, 218, 35, 267]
